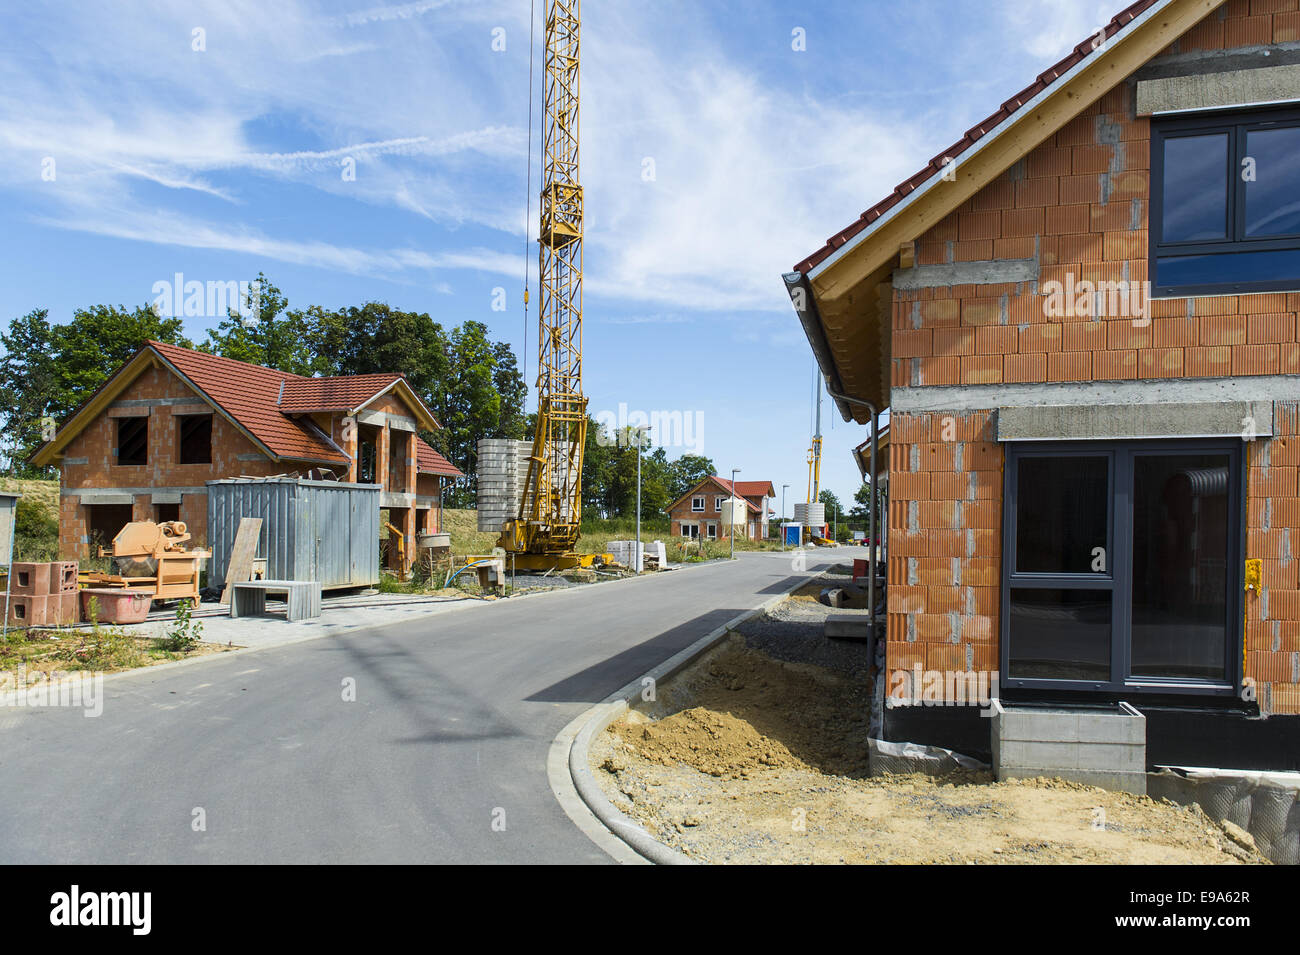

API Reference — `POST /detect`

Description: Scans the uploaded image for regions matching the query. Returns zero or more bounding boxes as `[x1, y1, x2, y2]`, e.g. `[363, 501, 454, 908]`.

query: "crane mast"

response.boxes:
[499, 0, 591, 569]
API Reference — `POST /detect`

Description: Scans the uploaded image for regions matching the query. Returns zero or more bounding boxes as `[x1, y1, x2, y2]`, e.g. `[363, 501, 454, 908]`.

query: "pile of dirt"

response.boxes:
[622, 638, 872, 777]
[613, 708, 803, 777]
[593, 636, 1267, 865]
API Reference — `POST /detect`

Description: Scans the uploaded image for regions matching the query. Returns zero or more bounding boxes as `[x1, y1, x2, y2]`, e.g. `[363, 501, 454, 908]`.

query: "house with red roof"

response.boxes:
[667, 476, 775, 542]
[786, 0, 1300, 770]
[31, 341, 461, 574]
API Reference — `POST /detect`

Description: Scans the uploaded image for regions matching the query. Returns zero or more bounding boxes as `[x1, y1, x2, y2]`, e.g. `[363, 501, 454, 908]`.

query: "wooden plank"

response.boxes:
[220, 517, 263, 606]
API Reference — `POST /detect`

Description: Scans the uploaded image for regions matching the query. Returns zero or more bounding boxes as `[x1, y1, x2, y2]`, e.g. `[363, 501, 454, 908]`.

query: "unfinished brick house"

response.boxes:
[788, 0, 1300, 769]
[31, 341, 461, 575]
[667, 477, 775, 541]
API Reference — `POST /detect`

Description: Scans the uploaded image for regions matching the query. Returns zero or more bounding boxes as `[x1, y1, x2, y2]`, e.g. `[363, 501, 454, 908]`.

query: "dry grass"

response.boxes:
[0, 477, 58, 518]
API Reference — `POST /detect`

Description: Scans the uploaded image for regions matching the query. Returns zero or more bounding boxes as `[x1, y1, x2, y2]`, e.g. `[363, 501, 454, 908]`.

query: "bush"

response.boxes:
[157, 599, 203, 653]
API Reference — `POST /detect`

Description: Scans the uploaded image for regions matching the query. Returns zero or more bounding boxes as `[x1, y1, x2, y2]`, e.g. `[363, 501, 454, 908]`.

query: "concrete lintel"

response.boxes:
[892, 375, 1300, 414]
[66, 486, 210, 500]
[77, 494, 135, 505]
[382, 492, 415, 509]
[356, 410, 416, 432]
[1137, 62, 1300, 115]
[236, 453, 268, 462]
[106, 406, 149, 418]
[997, 400, 1273, 442]
[1136, 42, 1300, 84]
[110, 396, 210, 409]
[892, 257, 1038, 290]
[151, 492, 183, 505]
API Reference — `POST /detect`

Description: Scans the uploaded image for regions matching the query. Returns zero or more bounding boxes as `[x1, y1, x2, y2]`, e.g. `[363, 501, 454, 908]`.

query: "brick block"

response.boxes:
[1048, 351, 1092, 382]
[1139, 347, 1185, 378]
[976, 325, 1018, 355]
[5, 594, 50, 628]
[1004, 352, 1047, 383]
[1232, 343, 1281, 376]
[49, 562, 78, 593]
[1019, 324, 1062, 353]
[1044, 204, 1090, 234]
[9, 563, 51, 597]
[1185, 346, 1232, 378]
[960, 355, 1003, 384]
[1095, 349, 1137, 380]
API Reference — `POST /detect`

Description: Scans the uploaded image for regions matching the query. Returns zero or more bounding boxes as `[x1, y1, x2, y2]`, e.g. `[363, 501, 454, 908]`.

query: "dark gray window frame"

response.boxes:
[1001, 438, 1244, 698]
[1151, 105, 1300, 297]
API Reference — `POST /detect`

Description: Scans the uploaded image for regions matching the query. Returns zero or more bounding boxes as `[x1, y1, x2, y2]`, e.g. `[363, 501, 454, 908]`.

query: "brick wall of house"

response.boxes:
[886, 2, 1300, 714]
[668, 490, 762, 540]
[1246, 401, 1300, 714]
[58, 364, 283, 557]
[885, 411, 1002, 691]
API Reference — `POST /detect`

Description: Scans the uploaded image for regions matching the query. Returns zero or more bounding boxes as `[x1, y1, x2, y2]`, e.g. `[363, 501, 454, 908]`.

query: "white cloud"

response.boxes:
[0, 0, 1008, 315]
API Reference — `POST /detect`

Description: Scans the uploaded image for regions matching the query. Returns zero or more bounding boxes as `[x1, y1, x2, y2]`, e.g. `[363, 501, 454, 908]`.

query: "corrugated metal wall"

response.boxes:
[207, 479, 380, 590]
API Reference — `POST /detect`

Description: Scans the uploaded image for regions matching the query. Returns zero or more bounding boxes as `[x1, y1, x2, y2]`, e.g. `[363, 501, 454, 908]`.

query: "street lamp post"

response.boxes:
[730, 467, 741, 560]
[635, 426, 651, 573]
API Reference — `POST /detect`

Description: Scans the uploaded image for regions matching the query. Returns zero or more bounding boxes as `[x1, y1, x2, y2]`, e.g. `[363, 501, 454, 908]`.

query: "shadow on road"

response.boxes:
[525, 607, 746, 704]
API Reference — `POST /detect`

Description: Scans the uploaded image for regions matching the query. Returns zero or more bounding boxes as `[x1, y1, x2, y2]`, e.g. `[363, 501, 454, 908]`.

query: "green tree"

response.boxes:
[665, 453, 716, 502]
[818, 489, 843, 522]
[199, 273, 313, 374]
[0, 309, 57, 473]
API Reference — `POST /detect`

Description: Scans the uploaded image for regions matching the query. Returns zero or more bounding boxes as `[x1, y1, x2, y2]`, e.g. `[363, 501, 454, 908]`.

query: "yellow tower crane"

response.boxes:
[498, 0, 604, 570]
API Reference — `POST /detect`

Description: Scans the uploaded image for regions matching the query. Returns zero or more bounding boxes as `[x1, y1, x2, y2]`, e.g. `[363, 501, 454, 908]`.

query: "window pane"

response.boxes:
[1008, 589, 1112, 681]
[1155, 246, 1300, 290]
[1016, 456, 1108, 574]
[1161, 133, 1229, 242]
[1130, 454, 1231, 681]
[1245, 126, 1300, 237]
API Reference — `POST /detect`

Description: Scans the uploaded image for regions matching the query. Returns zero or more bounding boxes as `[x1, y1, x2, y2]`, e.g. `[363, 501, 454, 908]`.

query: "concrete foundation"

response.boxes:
[992, 699, 1147, 795]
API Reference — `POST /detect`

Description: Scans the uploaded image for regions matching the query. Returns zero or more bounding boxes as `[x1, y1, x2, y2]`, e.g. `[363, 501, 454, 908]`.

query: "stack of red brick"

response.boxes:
[4, 562, 81, 628]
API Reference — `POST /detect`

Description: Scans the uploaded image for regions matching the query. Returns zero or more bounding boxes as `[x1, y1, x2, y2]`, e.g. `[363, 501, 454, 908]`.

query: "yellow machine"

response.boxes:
[90, 520, 210, 606]
[498, 0, 606, 571]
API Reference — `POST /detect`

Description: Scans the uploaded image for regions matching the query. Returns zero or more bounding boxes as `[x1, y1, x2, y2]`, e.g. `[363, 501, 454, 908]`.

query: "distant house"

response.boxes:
[31, 341, 461, 574]
[667, 476, 775, 541]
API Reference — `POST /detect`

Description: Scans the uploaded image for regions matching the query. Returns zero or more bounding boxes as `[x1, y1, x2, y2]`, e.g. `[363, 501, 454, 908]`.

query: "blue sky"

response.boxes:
[0, 0, 1117, 514]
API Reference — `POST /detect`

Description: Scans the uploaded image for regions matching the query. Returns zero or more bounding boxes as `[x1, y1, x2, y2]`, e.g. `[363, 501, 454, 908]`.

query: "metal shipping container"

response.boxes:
[207, 478, 380, 591]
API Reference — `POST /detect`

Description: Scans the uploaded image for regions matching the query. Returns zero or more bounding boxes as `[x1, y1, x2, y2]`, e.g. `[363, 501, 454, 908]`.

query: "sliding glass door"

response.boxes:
[1002, 440, 1241, 695]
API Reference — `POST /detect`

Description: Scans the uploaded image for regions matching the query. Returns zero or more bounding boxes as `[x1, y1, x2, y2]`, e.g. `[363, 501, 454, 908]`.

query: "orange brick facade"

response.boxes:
[886, 2, 1300, 715]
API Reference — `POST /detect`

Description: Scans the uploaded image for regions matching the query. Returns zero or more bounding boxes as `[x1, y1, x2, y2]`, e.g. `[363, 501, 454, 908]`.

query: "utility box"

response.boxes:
[0, 492, 17, 566]
[207, 478, 381, 591]
[991, 699, 1147, 795]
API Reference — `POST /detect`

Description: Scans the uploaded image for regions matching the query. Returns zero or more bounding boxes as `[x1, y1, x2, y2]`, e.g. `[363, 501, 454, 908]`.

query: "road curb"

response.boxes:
[550, 564, 820, 865]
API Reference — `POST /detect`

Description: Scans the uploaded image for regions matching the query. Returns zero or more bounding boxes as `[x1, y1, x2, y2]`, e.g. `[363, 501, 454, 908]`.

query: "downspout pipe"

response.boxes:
[825, 386, 881, 628]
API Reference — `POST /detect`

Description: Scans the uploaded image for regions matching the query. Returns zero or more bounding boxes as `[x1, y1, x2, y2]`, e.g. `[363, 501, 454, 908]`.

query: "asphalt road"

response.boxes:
[0, 549, 850, 864]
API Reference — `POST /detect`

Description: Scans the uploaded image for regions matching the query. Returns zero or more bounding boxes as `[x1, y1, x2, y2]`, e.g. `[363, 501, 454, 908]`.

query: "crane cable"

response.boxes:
[522, 0, 537, 415]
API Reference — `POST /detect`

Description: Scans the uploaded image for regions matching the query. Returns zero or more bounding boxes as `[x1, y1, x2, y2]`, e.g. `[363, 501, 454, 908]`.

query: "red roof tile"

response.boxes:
[716, 477, 776, 500]
[792, 0, 1161, 275]
[415, 438, 463, 478]
[278, 375, 403, 413]
[149, 341, 347, 464]
[147, 342, 445, 468]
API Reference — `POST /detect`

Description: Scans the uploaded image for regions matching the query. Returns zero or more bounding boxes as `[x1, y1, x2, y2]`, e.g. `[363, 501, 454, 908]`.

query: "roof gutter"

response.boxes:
[782, 270, 856, 423]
